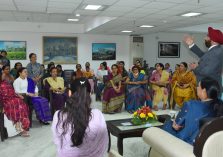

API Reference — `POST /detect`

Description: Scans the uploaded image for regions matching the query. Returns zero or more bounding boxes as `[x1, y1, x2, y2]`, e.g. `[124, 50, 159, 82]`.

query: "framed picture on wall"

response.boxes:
[0, 41, 26, 60]
[43, 36, 78, 64]
[158, 42, 180, 58]
[92, 43, 116, 60]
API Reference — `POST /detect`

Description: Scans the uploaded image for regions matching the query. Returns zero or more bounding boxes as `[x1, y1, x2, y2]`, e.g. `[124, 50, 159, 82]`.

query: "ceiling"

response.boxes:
[0, 0, 223, 35]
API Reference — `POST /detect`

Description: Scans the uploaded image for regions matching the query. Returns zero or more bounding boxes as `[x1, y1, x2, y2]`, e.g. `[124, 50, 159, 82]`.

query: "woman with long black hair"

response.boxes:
[163, 77, 223, 145]
[52, 79, 108, 157]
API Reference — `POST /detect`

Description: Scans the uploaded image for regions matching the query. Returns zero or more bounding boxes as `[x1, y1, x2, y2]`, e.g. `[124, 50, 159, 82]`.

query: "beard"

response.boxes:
[205, 39, 211, 48]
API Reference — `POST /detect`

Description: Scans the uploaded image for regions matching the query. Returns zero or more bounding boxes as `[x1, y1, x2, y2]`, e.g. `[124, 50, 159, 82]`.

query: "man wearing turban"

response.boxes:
[184, 27, 223, 90]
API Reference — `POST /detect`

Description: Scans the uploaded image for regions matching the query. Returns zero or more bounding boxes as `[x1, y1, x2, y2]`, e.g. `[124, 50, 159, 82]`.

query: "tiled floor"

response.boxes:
[0, 95, 172, 157]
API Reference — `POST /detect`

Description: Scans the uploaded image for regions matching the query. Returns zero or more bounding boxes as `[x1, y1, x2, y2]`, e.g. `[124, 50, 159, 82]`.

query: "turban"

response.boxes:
[208, 27, 223, 44]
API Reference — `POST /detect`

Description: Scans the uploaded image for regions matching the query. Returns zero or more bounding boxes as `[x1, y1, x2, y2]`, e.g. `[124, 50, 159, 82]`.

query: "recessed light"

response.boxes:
[140, 25, 154, 28]
[181, 12, 202, 17]
[76, 14, 80, 17]
[85, 5, 102, 10]
[121, 30, 132, 33]
[67, 18, 79, 22]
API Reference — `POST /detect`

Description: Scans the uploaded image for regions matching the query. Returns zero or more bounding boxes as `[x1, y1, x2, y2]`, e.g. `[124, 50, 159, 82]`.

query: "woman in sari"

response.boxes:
[126, 66, 151, 113]
[150, 63, 170, 111]
[1, 65, 14, 84]
[170, 62, 197, 108]
[0, 73, 30, 137]
[102, 64, 124, 113]
[83, 63, 95, 94]
[13, 67, 52, 126]
[10, 62, 22, 79]
[44, 67, 67, 113]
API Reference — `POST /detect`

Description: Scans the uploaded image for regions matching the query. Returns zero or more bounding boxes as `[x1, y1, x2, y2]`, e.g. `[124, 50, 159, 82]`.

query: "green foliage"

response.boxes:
[7, 51, 26, 60]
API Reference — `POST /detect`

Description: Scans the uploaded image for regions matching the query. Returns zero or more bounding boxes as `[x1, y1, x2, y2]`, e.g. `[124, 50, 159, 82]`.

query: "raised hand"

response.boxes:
[183, 35, 194, 46]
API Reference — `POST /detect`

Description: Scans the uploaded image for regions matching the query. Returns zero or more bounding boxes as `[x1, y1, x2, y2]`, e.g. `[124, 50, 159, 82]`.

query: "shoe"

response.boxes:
[39, 120, 50, 125]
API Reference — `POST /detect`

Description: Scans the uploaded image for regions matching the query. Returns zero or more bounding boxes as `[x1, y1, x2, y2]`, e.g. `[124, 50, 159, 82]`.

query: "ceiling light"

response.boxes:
[181, 12, 202, 17]
[121, 30, 132, 33]
[76, 14, 80, 17]
[140, 25, 154, 28]
[85, 5, 102, 10]
[67, 18, 79, 22]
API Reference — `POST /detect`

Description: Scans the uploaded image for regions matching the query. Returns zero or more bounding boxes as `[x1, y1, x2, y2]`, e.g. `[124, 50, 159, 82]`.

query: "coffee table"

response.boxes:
[106, 114, 170, 155]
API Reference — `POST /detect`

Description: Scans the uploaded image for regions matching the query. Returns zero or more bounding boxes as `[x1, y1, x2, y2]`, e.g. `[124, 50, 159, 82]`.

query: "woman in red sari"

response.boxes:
[0, 73, 30, 137]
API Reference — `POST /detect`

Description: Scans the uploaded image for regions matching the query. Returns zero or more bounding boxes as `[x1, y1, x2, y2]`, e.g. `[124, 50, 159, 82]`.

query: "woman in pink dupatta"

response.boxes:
[51, 79, 108, 157]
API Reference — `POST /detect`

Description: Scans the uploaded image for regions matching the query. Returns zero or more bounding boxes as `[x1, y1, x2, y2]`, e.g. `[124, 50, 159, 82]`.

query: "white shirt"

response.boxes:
[96, 70, 108, 83]
[13, 77, 38, 94]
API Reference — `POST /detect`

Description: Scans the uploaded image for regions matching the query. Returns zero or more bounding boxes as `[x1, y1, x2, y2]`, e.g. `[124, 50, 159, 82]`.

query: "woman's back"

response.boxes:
[52, 109, 108, 157]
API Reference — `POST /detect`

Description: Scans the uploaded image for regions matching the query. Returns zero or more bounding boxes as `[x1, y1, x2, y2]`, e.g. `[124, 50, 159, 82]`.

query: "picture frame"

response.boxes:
[43, 36, 78, 64]
[0, 41, 26, 60]
[92, 43, 116, 60]
[158, 42, 180, 58]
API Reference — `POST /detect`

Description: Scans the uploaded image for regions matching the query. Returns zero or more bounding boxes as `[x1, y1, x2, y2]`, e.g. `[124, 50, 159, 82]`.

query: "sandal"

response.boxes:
[20, 131, 30, 137]
[162, 104, 167, 110]
[153, 106, 159, 111]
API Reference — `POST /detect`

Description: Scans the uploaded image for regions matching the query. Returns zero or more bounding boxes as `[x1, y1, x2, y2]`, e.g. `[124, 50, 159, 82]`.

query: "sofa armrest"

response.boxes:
[142, 127, 195, 157]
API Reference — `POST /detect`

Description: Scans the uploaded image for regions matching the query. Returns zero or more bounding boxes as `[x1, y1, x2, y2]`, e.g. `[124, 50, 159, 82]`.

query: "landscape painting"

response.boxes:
[0, 41, 26, 60]
[92, 43, 116, 60]
[43, 36, 78, 64]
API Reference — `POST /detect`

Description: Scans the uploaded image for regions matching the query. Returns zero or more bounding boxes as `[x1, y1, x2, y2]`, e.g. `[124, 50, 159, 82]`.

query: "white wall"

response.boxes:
[0, 32, 130, 71]
[143, 32, 207, 69]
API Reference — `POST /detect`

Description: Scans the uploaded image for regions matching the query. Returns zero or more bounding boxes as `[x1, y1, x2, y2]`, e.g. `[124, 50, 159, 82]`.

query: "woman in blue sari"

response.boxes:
[125, 66, 151, 113]
[163, 77, 223, 145]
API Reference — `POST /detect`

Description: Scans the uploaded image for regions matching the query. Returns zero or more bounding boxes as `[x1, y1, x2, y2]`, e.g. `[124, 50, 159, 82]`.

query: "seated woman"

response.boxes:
[44, 67, 67, 113]
[0, 73, 30, 137]
[10, 62, 22, 79]
[96, 62, 109, 101]
[52, 80, 108, 157]
[1, 65, 14, 84]
[163, 77, 223, 145]
[56, 64, 65, 79]
[13, 67, 52, 126]
[170, 62, 197, 108]
[83, 64, 95, 94]
[150, 63, 170, 111]
[126, 66, 151, 113]
[102, 64, 124, 113]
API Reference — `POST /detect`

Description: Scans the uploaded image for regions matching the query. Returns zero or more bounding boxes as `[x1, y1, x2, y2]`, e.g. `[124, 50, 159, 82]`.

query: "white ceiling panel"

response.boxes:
[100, 11, 125, 17]
[48, 2, 80, 8]
[83, 0, 118, 5]
[75, 10, 102, 16]
[14, 0, 48, 6]
[106, 6, 135, 13]
[32, 13, 49, 22]
[49, 0, 82, 3]
[0, 5, 17, 11]
[0, 0, 222, 35]
[0, 0, 14, 5]
[47, 8, 74, 14]
[17, 6, 46, 12]
[113, 0, 151, 7]
[131, 8, 159, 14]
[143, 1, 178, 9]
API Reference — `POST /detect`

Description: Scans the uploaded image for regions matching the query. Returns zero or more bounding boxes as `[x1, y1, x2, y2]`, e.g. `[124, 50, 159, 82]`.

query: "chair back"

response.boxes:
[194, 116, 223, 157]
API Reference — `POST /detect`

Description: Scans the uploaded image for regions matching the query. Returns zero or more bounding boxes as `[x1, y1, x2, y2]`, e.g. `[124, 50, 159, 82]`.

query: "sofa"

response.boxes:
[142, 117, 223, 157]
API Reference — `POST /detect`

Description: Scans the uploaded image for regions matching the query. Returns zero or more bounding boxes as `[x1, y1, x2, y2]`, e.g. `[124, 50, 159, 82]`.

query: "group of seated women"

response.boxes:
[0, 64, 69, 137]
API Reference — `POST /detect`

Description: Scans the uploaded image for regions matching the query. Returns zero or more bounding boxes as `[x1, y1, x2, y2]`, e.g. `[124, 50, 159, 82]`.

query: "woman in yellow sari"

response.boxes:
[150, 63, 170, 111]
[170, 62, 197, 108]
